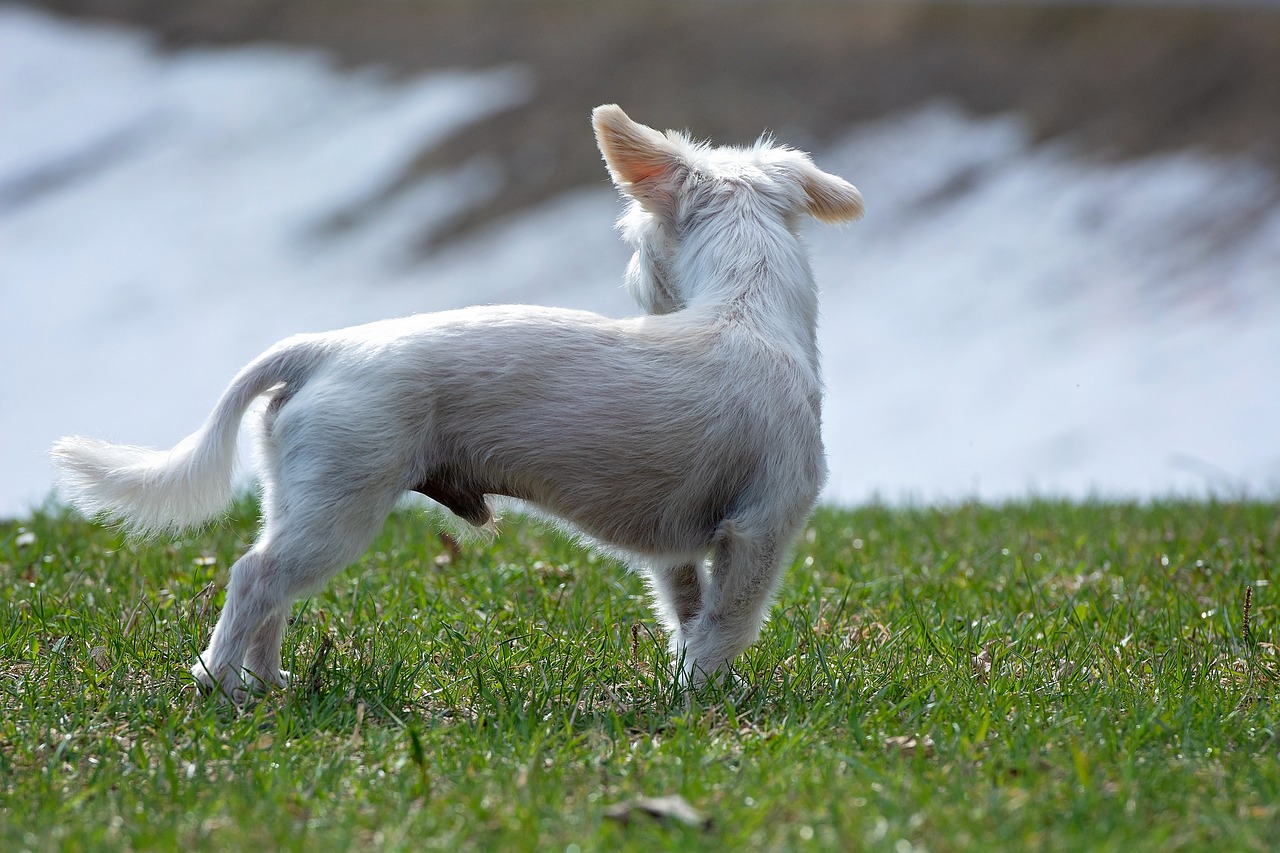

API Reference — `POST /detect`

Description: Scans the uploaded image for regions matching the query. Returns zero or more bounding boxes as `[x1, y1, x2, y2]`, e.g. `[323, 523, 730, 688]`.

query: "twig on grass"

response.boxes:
[406, 723, 431, 802]
[1242, 585, 1253, 645]
[304, 633, 334, 697]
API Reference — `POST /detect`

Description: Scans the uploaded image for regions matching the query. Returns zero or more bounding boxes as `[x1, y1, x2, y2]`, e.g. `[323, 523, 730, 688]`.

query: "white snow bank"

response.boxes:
[811, 104, 1280, 502]
[2, 7, 1277, 517]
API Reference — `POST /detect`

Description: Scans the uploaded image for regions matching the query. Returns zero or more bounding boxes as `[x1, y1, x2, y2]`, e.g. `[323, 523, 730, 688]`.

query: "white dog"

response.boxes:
[51, 105, 863, 700]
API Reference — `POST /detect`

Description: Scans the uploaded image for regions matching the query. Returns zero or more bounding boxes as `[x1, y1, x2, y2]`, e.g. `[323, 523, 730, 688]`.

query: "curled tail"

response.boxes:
[50, 338, 329, 537]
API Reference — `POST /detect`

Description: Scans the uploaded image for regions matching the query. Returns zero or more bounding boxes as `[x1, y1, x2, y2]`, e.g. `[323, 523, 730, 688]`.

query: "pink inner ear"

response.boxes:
[602, 135, 675, 188]
[617, 154, 671, 186]
[594, 106, 677, 189]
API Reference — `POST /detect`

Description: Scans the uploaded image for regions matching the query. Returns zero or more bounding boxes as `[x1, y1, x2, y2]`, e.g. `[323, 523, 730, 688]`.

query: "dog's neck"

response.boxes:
[676, 211, 821, 374]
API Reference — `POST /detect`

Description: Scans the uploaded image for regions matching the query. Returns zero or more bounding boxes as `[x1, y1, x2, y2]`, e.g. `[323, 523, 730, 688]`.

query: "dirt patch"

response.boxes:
[30, 0, 1280, 246]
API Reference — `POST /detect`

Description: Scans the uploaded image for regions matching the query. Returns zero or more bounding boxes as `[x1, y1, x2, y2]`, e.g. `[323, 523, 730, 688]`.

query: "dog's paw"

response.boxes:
[676, 655, 742, 695]
[243, 668, 290, 693]
[191, 660, 289, 705]
[190, 659, 220, 694]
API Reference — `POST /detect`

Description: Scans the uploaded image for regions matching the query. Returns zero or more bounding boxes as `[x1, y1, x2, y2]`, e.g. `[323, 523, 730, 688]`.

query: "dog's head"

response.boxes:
[593, 104, 862, 315]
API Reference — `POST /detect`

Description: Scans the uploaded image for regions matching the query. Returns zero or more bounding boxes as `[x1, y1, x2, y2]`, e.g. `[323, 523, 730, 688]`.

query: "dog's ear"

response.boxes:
[593, 104, 682, 212]
[791, 158, 864, 224]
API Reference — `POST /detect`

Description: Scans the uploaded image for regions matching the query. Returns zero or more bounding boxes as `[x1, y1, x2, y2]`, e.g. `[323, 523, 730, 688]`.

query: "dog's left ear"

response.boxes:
[789, 158, 864, 224]
[593, 104, 683, 213]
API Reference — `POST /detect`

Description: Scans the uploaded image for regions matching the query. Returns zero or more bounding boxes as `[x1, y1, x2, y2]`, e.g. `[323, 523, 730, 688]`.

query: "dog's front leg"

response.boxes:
[681, 520, 786, 686]
[242, 609, 290, 691]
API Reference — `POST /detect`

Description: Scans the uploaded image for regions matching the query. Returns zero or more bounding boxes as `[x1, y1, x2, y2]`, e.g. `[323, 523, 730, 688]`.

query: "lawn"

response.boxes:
[2, 498, 1277, 851]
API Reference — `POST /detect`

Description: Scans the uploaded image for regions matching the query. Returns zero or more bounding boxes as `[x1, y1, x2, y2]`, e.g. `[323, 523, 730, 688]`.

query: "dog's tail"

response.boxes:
[50, 337, 329, 537]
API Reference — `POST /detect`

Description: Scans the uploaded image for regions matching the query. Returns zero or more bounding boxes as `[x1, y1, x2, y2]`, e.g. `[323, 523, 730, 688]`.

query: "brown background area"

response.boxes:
[29, 0, 1280, 248]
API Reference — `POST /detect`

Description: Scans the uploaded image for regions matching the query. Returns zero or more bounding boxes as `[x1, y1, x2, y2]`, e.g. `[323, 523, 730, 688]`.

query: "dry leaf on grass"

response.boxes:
[605, 794, 711, 830]
[883, 734, 935, 758]
[972, 644, 992, 681]
[434, 531, 463, 566]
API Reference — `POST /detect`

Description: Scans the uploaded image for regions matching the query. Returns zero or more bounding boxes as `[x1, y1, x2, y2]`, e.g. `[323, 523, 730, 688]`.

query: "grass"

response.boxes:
[2, 498, 1278, 851]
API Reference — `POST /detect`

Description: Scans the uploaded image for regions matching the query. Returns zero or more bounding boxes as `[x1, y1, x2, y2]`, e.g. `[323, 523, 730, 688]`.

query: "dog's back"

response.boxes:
[290, 304, 827, 555]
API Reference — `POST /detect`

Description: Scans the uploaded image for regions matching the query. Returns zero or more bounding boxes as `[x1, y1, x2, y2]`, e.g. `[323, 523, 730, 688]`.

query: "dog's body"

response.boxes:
[51, 106, 862, 699]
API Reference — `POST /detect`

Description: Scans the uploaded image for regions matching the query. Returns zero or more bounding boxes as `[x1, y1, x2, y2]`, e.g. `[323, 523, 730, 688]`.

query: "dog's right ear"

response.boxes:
[593, 104, 682, 214]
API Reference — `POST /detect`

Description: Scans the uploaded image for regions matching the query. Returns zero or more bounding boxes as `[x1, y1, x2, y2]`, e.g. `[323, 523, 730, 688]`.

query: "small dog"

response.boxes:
[51, 105, 862, 700]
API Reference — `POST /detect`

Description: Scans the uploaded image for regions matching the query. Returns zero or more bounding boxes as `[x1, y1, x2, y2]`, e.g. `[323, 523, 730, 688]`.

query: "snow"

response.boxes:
[2, 7, 1277, 517]
[810, 105, 1280, 502]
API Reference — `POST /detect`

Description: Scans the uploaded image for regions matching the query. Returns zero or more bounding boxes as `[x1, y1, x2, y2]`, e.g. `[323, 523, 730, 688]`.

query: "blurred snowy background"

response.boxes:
[2, 1, 1278, 516]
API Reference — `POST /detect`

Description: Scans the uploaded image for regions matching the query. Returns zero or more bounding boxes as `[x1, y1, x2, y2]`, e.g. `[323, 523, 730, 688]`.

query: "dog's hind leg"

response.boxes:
[681, 519, 789, 686]
[191, 545, 279, 698]
[193, 479, 400, 701]
[645, 562, 705, 664]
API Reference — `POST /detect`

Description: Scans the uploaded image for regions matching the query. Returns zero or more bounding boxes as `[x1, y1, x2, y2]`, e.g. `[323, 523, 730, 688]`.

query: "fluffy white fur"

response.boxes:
[50, 105, 863, 700]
